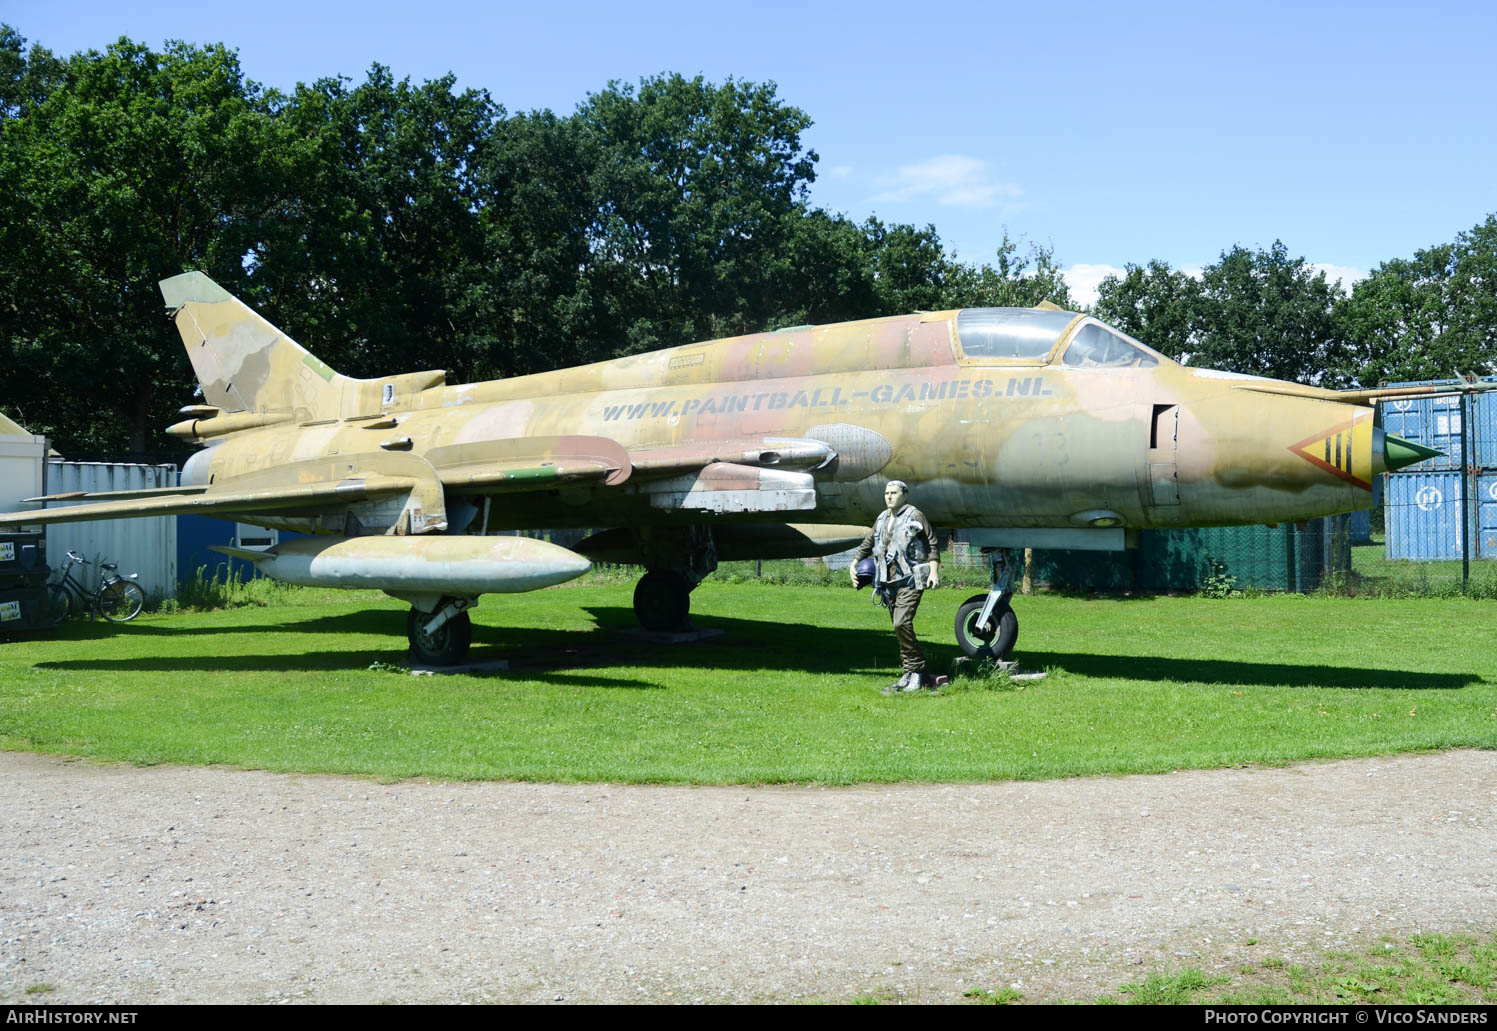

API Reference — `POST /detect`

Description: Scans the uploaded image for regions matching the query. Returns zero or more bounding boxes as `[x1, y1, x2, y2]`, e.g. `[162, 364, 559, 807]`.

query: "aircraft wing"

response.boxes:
[0, 433, 843, 529]
[427, 435, 632, 492]
[433, 433, 836, 515]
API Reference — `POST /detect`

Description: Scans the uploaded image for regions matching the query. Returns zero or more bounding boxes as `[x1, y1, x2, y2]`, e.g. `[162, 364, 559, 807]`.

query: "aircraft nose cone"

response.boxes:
[1383, 433, 1443, 472]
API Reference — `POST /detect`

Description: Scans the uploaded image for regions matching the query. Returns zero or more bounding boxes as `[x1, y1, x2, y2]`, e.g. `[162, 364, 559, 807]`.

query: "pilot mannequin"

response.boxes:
[851, 480, 940, 692]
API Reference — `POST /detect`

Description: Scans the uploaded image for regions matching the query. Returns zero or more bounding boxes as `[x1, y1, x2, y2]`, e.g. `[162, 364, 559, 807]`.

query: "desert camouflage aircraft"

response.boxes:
[1, 272, 1463, 664]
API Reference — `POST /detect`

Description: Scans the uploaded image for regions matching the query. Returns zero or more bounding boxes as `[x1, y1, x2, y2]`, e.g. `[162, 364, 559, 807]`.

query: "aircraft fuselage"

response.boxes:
[194, 308, 1375, 536]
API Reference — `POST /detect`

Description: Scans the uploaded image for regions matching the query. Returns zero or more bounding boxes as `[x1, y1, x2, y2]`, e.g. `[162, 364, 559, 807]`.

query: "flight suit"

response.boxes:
[853, 503, 935, 680]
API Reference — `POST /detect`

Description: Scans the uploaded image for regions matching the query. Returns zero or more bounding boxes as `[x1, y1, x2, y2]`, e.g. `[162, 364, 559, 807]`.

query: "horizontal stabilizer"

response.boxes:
[24, 485, 209, 504]
[0, 477, 414, 528]
[3, 450, 449, 536]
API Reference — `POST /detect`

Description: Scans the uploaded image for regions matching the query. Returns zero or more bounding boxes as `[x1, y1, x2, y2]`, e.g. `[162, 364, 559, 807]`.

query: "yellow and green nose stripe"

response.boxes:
[1289, 413, 1442, 489]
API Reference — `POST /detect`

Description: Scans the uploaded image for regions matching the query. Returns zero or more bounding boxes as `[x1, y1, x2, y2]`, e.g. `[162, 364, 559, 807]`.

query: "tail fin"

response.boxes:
[160, 272, 347, 419]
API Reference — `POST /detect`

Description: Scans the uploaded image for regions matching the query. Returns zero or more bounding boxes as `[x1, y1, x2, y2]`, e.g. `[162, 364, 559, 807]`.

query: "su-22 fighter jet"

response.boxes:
[2, 271, 1467, 664]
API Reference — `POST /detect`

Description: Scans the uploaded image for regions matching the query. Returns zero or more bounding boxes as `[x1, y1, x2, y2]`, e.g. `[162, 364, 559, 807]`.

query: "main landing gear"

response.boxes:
[953, 547, 1019, 660]
[406, 595, 475, 666]
[634, 570, 693, 632]
[631, 526, 717, 633]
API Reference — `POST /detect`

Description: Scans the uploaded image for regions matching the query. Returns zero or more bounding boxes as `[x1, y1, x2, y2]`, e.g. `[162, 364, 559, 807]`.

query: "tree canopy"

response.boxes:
[1, 26, 1493, 457]
[1336, 215, 1497, 386]
[0, 29, 1075, 456]
[1096, 231, 1495, 388]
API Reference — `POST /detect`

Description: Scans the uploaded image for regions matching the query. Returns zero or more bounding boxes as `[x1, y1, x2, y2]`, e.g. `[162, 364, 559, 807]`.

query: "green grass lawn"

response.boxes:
[1100, 931, 1497, 1005]
[0, 580, 1492, 783]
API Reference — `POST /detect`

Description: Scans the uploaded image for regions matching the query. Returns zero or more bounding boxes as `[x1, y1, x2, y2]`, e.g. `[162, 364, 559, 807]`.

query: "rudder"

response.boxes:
[159, 272, 345, 419]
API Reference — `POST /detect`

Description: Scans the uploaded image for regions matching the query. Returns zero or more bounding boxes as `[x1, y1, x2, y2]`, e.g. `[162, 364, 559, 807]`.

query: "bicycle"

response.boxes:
[44, 550, 146, 624]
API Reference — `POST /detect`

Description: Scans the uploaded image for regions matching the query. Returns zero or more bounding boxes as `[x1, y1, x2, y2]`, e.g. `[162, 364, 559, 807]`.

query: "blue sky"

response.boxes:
[8, 0, 1495, 305]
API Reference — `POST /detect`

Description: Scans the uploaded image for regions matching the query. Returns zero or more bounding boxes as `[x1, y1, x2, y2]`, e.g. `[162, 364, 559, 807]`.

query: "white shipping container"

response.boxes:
[0, 426, 47, 514]
[43, 462, 179, 601]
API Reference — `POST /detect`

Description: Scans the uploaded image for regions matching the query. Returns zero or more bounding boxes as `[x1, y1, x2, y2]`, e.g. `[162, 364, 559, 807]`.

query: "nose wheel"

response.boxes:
[955, 594, 1018, 660]
[953, 547, 1020, 660]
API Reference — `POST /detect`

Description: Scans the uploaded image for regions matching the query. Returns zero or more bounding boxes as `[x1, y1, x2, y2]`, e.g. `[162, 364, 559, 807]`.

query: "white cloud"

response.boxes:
[1311, 263, 1365, 290]
[1062, 263, 1124, 309]
[828, 164, 854, 180]
[872, 154, 1021, 208]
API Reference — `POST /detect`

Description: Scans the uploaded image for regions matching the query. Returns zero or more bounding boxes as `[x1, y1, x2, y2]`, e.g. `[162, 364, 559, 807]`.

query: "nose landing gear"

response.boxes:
[954, 547, 1019, 660]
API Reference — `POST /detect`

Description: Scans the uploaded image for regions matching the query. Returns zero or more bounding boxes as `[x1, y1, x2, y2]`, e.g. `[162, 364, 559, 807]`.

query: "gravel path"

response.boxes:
[1, 749, 1494, 1004]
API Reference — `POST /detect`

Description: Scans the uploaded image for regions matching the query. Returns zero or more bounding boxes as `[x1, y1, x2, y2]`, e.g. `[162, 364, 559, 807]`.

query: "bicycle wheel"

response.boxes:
[43, 584, 71, 626]
[98, 579, 145, 622]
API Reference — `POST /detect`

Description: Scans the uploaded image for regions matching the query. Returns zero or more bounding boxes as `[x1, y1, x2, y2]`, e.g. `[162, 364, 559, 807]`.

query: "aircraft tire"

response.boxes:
[954, 593, 1017, 660]
[634, 570, 691, 632]
[407, 608, 472, 666]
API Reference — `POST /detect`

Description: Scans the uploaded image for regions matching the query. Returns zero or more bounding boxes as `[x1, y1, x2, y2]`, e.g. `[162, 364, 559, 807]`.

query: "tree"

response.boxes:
[954, 231, 1075, 311]
[861, 218, 958, 314]
[471, 107, 602, 376]
[0, 24, 64, 121]
[0, 32, 1100, 454]
[1336, 214, 1497, 385]
[769, 209, 879, 328]
[1093, 259, 1202, 361]
[574, 74, 818, 353]
[0, 31, 277, 454]
[1190, 242, 1346, 385]
[854, 223, 1073, 317]
[248, 66, 498, 383]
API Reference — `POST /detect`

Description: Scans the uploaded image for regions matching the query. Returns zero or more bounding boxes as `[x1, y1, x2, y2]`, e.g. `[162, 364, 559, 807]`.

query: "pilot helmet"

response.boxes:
[853, 557, 876, 589]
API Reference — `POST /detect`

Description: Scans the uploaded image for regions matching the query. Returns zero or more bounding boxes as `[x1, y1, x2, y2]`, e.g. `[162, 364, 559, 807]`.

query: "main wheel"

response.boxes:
[43, 584, 71, 626]
[98, 580, 145, 622]
[407, 608, 472, 666]
[634, 570, 691, 632]
[954, 593, 1018, 660]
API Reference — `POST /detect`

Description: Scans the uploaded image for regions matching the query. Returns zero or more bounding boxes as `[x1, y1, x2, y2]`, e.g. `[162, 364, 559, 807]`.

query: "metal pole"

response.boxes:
[1461, 391, 1471, 593]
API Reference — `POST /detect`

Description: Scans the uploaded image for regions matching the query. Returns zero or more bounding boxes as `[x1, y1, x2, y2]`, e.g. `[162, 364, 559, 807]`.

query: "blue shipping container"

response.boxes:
[1348, 507, 1371, 545]
[1381, 378, 1497, 471]
[1480, 474, 1497, 559]
[178, 516, 298, 586]
[1385, 472, 1465, 560]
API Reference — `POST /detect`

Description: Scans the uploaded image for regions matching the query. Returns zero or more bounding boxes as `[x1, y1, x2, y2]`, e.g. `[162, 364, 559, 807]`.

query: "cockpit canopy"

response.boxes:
[955, 308, 1164, 368]
[1060, 321, 1159, 368]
